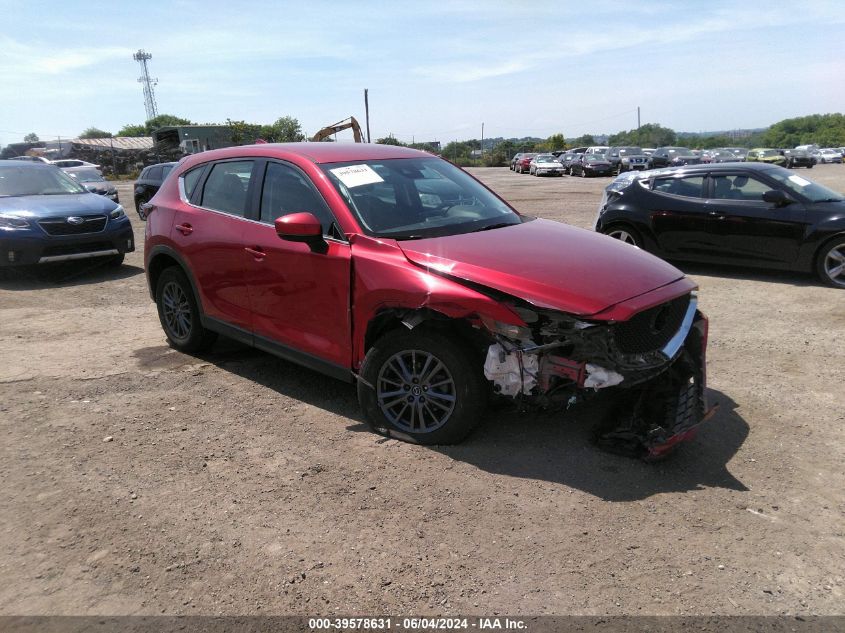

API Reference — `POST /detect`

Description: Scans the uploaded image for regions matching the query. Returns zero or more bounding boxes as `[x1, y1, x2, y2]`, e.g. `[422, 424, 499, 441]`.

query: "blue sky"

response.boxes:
[1, 0, 843, 147]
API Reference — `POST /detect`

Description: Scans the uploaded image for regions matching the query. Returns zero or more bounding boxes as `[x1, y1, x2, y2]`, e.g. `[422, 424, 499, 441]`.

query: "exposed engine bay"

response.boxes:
[479, 291, 712, 459]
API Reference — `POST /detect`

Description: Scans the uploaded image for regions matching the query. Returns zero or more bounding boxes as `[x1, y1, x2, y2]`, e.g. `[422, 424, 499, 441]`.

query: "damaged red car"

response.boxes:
[144, 144, 712, 458]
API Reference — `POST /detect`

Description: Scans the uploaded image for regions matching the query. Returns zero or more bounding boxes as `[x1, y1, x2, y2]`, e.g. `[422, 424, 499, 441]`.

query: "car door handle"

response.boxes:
[175, 223, 193, 235]
[244, 246, 266, 260]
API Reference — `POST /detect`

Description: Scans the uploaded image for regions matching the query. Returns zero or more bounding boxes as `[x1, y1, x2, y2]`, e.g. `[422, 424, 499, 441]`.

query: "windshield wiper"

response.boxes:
[814, 198, 843, 203]
[470, 222, 520, 233]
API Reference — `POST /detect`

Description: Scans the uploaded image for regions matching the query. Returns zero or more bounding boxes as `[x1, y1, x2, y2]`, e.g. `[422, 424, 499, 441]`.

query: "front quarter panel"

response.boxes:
[350, 235, 525, 368]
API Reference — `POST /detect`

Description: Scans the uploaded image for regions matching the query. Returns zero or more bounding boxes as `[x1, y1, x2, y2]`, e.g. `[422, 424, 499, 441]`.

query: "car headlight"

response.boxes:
[0, 214, 30, 230]
[109, 205, 125, 219]
[480, 315, 533, 341]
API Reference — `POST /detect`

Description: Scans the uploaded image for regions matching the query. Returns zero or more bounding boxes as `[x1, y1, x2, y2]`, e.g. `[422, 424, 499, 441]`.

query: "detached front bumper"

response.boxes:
[595, 310, 713, 459]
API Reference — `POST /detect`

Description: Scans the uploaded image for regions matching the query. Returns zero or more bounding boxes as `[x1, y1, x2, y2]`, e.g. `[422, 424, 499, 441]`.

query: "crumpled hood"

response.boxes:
[0, 193, 117, 219]
[398, 219, 687, 316]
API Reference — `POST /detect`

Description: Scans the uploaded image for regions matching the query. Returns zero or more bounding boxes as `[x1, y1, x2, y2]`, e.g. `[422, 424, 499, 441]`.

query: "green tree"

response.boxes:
[375, 134, 404, 146]
[762, 113, 845, 148]
[546, 133, 566, 152]
[79, 127, 112, 139]
[116, 123, 147, 137]
[259, 116, 305, 142]
[145, 114, 194, 132]
[408, 142, 440, 153]
[226, 119, 262, 145]
[117, 114, 195, 137]
[24, 133, 39, 143]
[608, 123, 676, 148]
[571, 134, 596, 147]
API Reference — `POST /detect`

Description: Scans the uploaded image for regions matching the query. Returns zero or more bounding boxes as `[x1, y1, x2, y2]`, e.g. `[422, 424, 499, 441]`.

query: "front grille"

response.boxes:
[615, 294, 691, 354]
[38, 215, 107, 236]
[42, 241, 113, 257]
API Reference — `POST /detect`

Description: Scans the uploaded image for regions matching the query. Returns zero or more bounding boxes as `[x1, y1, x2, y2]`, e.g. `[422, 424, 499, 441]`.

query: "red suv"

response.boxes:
[144, 143, 711, 458]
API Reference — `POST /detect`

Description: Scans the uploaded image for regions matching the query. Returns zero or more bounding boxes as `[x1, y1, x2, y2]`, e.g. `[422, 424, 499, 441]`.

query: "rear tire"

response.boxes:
[358, 328, 487, 445]
[155, 267, 218, 352]
[603, 224, 643, 248]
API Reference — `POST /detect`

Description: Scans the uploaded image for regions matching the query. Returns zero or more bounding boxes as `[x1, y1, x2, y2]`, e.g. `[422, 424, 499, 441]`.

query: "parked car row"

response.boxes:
[513, 143, 843, 179]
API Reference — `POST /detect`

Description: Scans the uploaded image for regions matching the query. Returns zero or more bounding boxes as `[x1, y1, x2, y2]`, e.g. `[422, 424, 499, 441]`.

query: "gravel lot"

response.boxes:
[1, 164, 843, 617]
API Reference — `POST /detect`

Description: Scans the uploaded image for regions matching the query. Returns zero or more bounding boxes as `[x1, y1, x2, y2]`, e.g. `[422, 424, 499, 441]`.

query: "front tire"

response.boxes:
[155, 267, 218, 352]
[358, 328, 487, 445]
[816, 238, 845, 288]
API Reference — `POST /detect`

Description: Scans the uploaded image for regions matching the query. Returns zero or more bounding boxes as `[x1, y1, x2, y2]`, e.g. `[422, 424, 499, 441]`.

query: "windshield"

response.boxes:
[760, 150, 780, 157]
[68, 169, 104, 182]
[536, 155, 557, 163]
[767, 168, 844, 202]
[0, 165, 87, 196]
[321, 157, 521, 240]
[618, 147, 643, 154]
[584, 154, 605, 162]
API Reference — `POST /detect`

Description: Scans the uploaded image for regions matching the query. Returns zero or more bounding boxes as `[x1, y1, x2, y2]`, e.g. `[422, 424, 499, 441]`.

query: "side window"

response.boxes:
[653, 176, 704, 198]
[201, 160, 254, 217]
[259, 162, 335, 233]
[181, 166, 205, 201]
[162, 165, 174, 179]
[148, 166, 163, 181]
[711, 175, 770, 201]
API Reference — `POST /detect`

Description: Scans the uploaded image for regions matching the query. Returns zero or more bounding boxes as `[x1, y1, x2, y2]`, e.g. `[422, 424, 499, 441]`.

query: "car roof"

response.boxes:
[629, 162, 781, 179]
[178, 142, 429, 169]
[0, 160, 59, 169]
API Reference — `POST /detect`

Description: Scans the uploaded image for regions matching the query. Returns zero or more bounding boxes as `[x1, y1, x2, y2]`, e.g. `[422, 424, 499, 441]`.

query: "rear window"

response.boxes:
[200, 161, 255, 217]
[181, 166, 205, 200]
[652, 175, 704, 198]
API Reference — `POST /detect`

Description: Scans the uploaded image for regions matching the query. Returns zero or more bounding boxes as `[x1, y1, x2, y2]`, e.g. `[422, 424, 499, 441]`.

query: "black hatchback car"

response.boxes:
[594, 163, 845, 288]
[133, 162, 177, 218]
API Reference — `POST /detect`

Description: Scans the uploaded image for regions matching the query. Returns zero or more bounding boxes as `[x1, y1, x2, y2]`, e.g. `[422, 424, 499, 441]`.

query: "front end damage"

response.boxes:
[480, 292, 713, 459]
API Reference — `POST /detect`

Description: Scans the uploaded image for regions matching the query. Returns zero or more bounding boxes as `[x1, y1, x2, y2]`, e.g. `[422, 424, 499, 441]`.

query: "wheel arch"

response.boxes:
[146, 245, 202, 309]
[812, 230, 845, 271]
[601, 217, 658, 251]
[363, 307, 489, 362]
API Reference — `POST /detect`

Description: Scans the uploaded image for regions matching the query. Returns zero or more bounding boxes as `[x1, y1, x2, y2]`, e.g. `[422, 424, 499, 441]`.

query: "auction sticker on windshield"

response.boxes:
[330, 164, 384, 188]
[788, 174, 812, 187]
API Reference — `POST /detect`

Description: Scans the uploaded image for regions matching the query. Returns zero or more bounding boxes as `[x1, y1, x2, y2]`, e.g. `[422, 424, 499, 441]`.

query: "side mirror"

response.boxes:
[762, 189, 789, 206]
[274, 212, 326, 249]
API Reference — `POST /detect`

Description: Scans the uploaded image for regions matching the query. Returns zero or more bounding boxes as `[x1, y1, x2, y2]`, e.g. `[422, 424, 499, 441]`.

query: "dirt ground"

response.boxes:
[1, 164, 843, 617]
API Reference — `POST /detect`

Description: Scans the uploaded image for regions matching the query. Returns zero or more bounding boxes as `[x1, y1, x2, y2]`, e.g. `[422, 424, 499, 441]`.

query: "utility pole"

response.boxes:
[637, 107, 641, 130]
[133, 50, 159, 121]
[481, 122, 484, 159]
[364, 89, 371, 143]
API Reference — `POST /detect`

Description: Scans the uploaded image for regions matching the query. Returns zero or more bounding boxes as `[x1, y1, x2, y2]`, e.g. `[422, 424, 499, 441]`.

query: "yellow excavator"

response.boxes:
[311, 117, 364, 143]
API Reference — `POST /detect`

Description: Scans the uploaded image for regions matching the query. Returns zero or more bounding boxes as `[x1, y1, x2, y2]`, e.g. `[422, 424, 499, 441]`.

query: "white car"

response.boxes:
[818, 149, 843, 164]
[8, 155, 50, 163]
[528, 154, 564, 176]
[50, 159, 101, 169]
